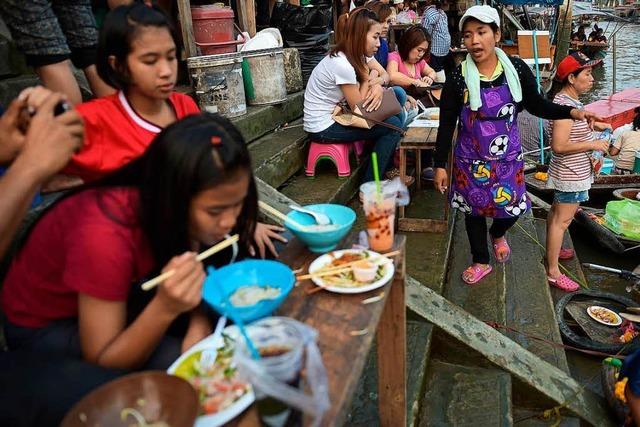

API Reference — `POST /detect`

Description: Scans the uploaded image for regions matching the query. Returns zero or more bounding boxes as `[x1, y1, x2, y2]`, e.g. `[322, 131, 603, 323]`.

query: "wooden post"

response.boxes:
[376, 240, 407, 427]
[176, 0, 198, 58]
[612, 33, 617, 95]
[236, 0, 257, 37]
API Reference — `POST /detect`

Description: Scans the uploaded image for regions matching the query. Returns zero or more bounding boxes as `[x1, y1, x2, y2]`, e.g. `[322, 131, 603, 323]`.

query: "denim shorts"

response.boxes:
[554, 190, 589, 204]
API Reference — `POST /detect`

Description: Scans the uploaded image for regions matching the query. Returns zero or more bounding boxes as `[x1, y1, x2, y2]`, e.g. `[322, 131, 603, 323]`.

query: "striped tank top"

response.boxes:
[547, 93, 594, 192]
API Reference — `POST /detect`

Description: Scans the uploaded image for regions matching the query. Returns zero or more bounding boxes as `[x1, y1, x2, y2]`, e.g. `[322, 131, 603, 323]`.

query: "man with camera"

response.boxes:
[0, 86, 84, 258]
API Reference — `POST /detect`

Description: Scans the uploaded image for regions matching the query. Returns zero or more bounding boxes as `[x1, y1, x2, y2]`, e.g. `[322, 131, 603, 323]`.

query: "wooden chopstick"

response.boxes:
[141, 234, 240, 291]
[258, 201, 309, 231]
[297, 250, 401, 281]
[296, 267, 353, 281]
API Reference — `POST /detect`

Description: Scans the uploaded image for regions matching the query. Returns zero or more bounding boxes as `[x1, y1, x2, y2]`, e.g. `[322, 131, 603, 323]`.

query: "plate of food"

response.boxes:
[587, 305, 623, 327]
[167, 328, 254, 427]
[307, 249, 395, 294]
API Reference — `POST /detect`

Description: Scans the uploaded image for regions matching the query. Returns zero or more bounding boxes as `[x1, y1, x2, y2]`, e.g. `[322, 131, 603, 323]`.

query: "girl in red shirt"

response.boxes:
[1, 113, 260, 421]
[52, 3, 283, 257]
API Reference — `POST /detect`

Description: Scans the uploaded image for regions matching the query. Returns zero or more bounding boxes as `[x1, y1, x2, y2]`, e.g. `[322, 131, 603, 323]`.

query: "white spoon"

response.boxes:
[289, 205, 331, 226]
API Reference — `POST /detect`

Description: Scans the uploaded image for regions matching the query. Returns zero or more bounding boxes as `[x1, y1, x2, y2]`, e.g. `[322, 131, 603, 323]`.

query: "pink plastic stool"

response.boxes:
[306, 141, 365, 177]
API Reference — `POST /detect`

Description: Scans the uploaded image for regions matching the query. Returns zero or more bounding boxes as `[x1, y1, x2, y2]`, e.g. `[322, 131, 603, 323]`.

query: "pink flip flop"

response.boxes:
[548, 274, 580, 292]
[559, 248, 575, 260]
[462, 264, 493, 285]
[491, 236, 511, 263]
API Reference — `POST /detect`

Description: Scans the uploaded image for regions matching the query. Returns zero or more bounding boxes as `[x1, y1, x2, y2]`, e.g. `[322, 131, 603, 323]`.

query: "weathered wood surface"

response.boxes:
[421, 360, 513, 427]
[273, 234, 407, 426]
[445, 212, 507, 324]
[507, 216, 571, 374]
[401, 127, 437, 146]
[235, 0, 256, 36]
[406, 280, 615, 427]
[377, 238, 406, 426]
[256, 178, 300, 225]
[176, 0, 197, 58]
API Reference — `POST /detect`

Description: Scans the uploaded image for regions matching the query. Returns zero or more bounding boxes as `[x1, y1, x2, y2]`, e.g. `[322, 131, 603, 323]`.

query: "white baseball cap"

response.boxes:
[459, 5, 500, 31]
[393, 0, 404, 4]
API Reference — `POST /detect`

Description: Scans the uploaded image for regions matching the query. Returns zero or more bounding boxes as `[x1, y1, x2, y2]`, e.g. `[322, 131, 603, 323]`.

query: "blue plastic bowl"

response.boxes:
[202, 260, 295, 323]
[601, 158, 615, 175]
[285, 204, 356, 253]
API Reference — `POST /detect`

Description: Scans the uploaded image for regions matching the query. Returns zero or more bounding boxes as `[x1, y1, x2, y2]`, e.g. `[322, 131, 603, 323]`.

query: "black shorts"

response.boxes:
[0, 0, 98, 68]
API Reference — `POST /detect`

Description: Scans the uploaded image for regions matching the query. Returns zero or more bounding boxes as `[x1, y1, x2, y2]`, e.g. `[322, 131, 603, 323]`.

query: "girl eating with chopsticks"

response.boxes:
[1, 114, 256, 379]
[46, 2, 283, 257]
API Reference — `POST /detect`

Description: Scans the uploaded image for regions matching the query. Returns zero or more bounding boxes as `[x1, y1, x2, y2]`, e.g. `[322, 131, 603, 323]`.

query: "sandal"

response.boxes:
[462, 263, 493, 285]
[491, 236, 511, 263]
[548, 274, 580, 292]
[385, 168, 415, 187]
[559, 248, 575, 260]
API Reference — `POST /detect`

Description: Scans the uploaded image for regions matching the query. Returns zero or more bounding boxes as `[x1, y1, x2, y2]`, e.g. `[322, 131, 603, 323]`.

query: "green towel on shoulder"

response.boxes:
[462, 48, 522, 111]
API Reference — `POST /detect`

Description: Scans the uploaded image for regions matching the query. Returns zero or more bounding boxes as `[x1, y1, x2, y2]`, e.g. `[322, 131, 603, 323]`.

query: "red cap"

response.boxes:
[556, 52, 602, 81]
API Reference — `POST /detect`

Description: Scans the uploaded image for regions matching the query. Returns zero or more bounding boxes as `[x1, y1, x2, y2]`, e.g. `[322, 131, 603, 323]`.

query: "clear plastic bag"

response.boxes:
[360, 177, 411, 207]
[233, 317, 330, 426]
[604, 199, 640, 240]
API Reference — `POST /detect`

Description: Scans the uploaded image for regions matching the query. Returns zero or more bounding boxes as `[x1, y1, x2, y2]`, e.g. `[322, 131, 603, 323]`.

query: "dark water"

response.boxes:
[584, 22, 640, 104]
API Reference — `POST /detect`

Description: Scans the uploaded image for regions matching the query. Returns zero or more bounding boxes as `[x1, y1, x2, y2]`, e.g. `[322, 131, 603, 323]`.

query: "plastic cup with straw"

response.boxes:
[364, 153, 395, 251]
[371, 152, 382, 204]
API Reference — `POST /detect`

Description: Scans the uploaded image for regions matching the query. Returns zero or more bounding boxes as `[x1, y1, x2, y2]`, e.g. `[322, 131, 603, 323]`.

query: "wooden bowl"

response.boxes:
[61, 371, 198, 427]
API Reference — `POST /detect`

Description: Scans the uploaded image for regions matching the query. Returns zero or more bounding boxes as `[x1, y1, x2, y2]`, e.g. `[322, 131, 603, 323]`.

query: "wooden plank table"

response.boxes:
[398, 126, 451, 233]
[235, 234, 407, 426]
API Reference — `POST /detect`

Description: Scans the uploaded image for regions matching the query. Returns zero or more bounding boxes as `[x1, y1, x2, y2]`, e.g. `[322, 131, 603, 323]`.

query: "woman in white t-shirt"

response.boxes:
[303, 7, 406, 183]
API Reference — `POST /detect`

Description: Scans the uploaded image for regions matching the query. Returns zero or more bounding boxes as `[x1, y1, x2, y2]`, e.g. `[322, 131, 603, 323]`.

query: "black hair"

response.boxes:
[98, 113, 258, 268]
[634, 107, 640, 131]
[461, 17, 500, 34]
[97, 3, 179, 90]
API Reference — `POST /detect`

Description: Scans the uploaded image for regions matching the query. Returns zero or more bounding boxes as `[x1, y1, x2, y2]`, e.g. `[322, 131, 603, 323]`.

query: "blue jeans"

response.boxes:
[310, 86, 405, 182]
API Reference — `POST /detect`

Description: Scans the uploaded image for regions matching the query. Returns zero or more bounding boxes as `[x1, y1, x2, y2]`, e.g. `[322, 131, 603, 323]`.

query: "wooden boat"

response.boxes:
[527, 191, 640, 254]
[572, 208, 640, 254]
[525, 171, 640, 195]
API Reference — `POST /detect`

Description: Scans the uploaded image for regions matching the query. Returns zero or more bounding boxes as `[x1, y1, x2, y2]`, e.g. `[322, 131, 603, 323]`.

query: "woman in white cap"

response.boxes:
[432, 5, 600, 285]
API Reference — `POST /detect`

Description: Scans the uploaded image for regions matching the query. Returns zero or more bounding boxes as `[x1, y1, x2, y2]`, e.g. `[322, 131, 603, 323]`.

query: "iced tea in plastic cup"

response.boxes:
[361, 181, 396, 252]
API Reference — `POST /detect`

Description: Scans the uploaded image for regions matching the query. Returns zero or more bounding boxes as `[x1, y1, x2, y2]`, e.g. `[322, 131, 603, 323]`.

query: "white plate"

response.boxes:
[308, 249, 395, 294]
[167, 326, 254, 427]
[586, 305, 622, 327]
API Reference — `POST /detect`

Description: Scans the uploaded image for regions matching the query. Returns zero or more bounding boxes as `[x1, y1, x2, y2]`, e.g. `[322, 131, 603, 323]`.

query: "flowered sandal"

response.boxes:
[548, 274, 580, 292]
[491, 236, 511, 263]
[462, 263, 493, 285]
[559, 248, 575, 260]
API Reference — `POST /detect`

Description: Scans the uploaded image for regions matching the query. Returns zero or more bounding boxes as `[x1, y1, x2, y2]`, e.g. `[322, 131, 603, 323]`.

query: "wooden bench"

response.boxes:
[235, 234, 407, 426]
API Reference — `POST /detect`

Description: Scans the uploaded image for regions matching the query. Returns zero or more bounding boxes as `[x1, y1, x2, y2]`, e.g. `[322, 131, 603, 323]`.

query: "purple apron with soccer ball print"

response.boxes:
[450, 81, 530, 218]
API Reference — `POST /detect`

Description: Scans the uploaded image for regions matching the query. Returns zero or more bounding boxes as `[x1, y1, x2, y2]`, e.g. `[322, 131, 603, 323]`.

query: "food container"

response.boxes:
[352, 260, 378, 282]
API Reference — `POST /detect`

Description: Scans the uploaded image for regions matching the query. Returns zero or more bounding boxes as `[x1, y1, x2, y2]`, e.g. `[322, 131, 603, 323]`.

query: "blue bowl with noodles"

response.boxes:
[202, 260, 295, 323]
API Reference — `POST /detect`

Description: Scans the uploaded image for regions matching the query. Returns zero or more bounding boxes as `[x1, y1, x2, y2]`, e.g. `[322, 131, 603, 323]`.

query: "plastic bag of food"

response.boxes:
[233, 317, 330, 426]
[604, 199, 640, 240]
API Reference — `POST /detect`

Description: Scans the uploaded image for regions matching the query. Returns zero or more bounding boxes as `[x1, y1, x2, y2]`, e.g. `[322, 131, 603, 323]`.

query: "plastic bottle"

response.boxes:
[590, 127, 611, 175]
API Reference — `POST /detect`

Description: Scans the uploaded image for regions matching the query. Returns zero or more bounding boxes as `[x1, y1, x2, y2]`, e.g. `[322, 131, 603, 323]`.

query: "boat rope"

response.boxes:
[485, 321, 628, 359]
[513, 220, 588, 289]
[531, 30, 546, 165]
[487, 320, 630, 425]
